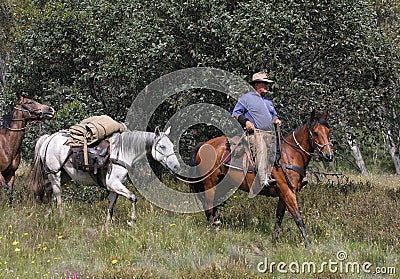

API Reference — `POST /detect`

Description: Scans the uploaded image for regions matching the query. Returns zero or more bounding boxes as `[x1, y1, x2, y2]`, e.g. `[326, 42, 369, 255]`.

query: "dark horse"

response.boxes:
[0, 94, 55, 202]
[190, 110, 333, 245]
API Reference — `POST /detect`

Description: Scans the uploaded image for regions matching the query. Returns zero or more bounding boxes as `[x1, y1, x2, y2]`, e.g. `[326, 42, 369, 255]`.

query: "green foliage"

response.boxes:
[3, 0, 400, 170]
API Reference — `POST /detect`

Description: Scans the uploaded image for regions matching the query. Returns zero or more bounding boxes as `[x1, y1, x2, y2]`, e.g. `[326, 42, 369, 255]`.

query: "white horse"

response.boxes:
[29, 126, 180, 226]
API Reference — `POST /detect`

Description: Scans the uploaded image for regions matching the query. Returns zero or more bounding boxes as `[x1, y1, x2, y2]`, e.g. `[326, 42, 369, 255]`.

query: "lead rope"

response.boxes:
[174, 132, 247, 184]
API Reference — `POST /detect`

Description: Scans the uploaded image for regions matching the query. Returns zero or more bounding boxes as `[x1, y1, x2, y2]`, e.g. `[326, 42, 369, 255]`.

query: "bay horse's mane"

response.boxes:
[290, 112, 329, 135]
[0, 111, 13, 128]
[1, 95, 35, 128]
[307, 113, 329, 128]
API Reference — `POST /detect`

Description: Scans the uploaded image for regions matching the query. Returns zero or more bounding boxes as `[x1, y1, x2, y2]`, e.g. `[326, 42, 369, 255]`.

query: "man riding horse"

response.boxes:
[232, 71, 282, 196]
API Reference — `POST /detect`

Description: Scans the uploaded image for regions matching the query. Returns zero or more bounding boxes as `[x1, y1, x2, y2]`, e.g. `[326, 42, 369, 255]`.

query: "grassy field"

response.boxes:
[0, 168, 398, 278]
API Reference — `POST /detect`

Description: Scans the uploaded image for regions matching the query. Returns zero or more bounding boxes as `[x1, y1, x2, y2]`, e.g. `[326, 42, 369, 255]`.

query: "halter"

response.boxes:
[153, 134, 177, 169]
[5, 97, 44, 131]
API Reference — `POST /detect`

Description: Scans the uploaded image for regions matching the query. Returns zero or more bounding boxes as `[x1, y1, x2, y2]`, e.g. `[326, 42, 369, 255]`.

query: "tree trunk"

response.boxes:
[0, 53, 7, 94]
[385, 129, 400, 175]
[346, 131, 369, 175]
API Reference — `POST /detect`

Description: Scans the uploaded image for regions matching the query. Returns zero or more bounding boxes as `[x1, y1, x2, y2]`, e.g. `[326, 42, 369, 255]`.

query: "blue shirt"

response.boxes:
[232, 91, 278, 131]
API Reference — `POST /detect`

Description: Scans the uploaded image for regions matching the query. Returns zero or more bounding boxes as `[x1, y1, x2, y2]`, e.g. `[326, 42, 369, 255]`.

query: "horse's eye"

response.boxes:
[159, 145, 166, 150]
[313, 132, 319, 137]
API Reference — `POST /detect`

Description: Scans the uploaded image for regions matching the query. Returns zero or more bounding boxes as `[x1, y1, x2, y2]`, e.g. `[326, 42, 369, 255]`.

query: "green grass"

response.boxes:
[0, 170, 398, 278]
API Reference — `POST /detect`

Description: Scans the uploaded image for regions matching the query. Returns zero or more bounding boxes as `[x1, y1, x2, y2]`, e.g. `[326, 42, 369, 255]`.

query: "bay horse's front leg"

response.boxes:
[6, 175, 15, 205]
[273, 197, 286, 242]
[0, 174, 8, 200]
[0, 173, 14, 204]
[281, 190, 310, 246]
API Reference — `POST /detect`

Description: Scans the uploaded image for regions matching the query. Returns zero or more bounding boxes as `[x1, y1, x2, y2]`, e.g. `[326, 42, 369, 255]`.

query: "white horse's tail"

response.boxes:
[28, 135, 49, 201]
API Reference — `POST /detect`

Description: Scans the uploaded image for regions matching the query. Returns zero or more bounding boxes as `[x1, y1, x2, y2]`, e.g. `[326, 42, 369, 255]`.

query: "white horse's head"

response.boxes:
[151, 126, 180, 173]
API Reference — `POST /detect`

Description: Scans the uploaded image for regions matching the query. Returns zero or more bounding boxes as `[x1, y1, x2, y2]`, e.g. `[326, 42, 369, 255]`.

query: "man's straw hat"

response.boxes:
[250, 71, 274, 84]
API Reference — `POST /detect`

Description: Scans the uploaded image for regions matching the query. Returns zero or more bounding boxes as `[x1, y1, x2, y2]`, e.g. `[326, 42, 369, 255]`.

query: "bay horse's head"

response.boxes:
[307, 110, 334, 162]
[16, 95, 55, 120]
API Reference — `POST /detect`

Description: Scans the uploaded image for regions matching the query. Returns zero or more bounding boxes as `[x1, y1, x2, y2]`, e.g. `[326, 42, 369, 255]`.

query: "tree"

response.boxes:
[4, 0, 400, 173]
[0, 0, 13, 95]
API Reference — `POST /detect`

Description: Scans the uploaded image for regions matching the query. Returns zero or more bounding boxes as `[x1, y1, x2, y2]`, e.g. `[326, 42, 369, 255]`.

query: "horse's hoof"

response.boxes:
[213, 220, 222, 227]
[127, 220, 136, 227]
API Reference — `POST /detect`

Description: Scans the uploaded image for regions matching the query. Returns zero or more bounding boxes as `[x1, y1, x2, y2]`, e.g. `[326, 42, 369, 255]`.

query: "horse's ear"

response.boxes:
[322, 111, 328, 119]
[155, 126, 161, 137]
[310, 109, 316, 121]
[164, 126, 171, 136]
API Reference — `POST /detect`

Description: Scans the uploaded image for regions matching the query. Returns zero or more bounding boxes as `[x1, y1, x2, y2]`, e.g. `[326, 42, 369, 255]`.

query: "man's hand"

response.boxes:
[273, 118, 282, 126]
[245, 120, 255, 131]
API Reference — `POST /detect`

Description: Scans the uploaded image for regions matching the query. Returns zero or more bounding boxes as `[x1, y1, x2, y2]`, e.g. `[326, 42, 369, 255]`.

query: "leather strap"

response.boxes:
[285, 164, 306, 178]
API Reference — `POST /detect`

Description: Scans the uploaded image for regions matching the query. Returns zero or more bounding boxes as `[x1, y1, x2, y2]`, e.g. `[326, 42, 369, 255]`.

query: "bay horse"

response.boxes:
[28, 126, 180, 226]
[0, 94, 55, 203]
[190, 110, 333, 245]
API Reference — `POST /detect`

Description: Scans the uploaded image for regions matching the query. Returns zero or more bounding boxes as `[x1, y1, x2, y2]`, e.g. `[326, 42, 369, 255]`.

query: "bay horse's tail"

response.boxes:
[28, 134, 49, 201]
[189, 142, 204, 193]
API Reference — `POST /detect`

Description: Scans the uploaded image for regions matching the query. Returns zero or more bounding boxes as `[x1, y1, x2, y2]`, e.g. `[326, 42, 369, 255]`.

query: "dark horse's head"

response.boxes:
[307, 110, 334, 162]
[16, 94, 55, 120]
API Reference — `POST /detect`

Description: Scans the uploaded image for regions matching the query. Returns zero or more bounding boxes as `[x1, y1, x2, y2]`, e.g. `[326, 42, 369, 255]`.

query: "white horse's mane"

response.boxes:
[117, 130, 155, 157]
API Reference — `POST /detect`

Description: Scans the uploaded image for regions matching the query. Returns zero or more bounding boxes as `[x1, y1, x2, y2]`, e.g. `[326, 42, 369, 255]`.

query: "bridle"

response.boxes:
[5, 97, 45, 132]
[306, 122, 332, 155]
[286, 120, 332, 159]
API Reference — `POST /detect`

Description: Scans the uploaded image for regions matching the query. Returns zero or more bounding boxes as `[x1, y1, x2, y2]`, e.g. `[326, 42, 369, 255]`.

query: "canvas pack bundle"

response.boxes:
[65, 115, 127, 168]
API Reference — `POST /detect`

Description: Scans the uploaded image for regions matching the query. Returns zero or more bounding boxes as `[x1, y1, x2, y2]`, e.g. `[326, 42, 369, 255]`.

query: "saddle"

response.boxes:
[221, 135, 255, 172]
[71, 138, 110, 174]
